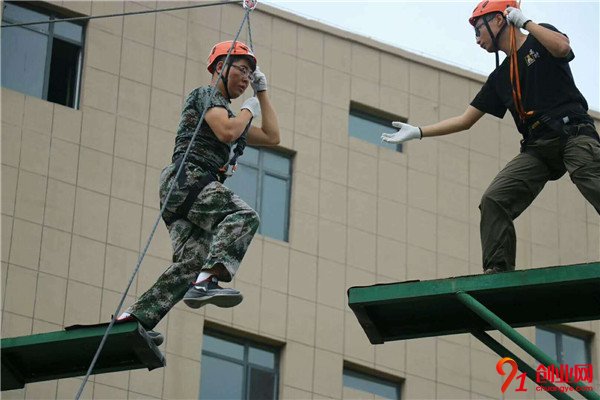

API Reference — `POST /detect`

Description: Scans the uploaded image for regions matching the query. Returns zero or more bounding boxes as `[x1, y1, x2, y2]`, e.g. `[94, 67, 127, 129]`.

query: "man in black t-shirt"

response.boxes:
[381, 0, 600, 274]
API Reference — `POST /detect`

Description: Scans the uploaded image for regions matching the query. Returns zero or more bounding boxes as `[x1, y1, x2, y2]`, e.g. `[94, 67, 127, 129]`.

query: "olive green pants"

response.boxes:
[479, 131, 600, 271]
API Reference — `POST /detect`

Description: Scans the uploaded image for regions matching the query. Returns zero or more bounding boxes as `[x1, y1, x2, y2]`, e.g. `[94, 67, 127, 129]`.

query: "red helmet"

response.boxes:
[469, 0, 518, 26]
[207, 40, 256, 73]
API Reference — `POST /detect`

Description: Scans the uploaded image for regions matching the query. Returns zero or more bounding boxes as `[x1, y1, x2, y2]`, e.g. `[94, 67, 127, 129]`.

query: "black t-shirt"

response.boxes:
[470, 23, 589, 135]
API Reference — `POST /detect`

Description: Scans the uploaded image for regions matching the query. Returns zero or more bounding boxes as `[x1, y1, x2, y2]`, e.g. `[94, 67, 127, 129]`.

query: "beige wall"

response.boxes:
[1, 1, 599, 399]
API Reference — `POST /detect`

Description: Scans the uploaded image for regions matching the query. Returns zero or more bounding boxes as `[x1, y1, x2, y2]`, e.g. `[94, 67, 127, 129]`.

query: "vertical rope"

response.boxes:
[247, 11, 254, 51]
[224, 12, 256, 175]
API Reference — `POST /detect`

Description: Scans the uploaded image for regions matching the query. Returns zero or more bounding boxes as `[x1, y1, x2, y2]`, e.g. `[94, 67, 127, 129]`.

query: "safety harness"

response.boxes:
[161, 156, 217, 226]
[506, 24, 597, 143]
[508, 24, 535, 122]
[161, 120, 252, 227]
[476, 8, 535, 126]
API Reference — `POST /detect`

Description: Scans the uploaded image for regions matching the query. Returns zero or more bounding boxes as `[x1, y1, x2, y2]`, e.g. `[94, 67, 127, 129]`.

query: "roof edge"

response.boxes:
[256, 3, 600, 120]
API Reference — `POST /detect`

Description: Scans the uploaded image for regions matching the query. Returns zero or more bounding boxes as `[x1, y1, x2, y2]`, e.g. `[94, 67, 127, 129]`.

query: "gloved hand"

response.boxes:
[505, 7, 530, 29]
[251, 66, 267, 93]
[381, 121, 422, 144]
[241, 96, 261, 118]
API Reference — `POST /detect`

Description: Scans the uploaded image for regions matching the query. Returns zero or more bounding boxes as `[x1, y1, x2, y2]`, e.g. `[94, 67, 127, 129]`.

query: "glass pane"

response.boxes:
[203, 334, 244, 361]
[343, 370, 399, 400]
[48, 38, 80, 107]
[240, 146, 259, 166]
[562, 334, 589, 366]
[536, 329, 558, 362]
[349, 112, 401, 152]
[200, 355, 244, 400]
[248, 367, 275, 400]
[54, 21, 83, 43]
[226, 166, 258, 210]
[2, 3, 50, 33]
[1, 26, 48, 98]
[249, 347, 275, 369]
[260, 175, 288, 241]
[263, 152, 290, 176]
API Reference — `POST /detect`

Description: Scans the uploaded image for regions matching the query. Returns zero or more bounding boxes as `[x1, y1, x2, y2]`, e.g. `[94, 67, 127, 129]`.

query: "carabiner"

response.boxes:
[243, 0, 258, 10]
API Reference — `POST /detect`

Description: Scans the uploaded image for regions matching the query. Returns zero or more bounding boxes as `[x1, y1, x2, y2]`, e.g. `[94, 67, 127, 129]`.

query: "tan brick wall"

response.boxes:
[1, 1, 598, 399]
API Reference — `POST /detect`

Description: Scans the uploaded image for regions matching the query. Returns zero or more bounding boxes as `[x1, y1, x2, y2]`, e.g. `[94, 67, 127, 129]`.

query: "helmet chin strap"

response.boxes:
[483, 17, 509, 68]
[220, 62, 233, 102]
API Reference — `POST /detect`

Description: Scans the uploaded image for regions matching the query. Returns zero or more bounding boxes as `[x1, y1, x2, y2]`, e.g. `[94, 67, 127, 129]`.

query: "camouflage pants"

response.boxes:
[127, 161, 260, 329]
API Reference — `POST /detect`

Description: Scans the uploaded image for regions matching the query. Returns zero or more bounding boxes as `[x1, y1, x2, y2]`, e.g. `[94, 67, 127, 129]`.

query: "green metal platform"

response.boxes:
[348, 262, 600, 345]
[1, 321, 165, 391]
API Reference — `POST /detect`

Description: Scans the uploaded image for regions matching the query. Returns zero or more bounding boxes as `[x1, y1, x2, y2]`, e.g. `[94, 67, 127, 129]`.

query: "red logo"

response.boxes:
[497, 357, 527, 393]
[496, 357, 594, 393]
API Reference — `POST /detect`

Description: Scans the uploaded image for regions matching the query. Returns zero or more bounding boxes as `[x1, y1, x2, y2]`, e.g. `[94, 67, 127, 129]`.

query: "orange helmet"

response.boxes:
[469, 0, 518, 26]
[207, 40, 256, 73]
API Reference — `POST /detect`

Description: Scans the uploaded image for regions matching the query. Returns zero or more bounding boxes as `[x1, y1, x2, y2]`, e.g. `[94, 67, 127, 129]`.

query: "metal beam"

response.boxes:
[471, 329, 572, 400]
[457, 291, 599, 400]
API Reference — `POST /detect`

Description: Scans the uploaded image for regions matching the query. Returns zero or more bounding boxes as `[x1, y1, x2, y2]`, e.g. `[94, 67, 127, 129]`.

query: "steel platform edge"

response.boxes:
[1, 321, 165, 391]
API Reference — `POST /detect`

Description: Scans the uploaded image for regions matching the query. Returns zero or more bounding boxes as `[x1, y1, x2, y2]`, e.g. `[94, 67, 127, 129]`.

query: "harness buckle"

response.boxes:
[219, 163, 238, 178]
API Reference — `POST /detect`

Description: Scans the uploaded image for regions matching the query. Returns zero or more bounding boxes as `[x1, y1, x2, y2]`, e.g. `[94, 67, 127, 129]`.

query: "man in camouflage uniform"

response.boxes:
[118, 41, 280, 343]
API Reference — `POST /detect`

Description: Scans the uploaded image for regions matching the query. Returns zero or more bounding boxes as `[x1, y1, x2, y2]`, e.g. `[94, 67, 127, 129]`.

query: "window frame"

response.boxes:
[228, 146, 293, 242]
[200, 329, 281, 400]
[536, 326, 592, 365]
[343, 363, 403, 400]
[1, 1, 85, 108]
[348, 101, 407, 153]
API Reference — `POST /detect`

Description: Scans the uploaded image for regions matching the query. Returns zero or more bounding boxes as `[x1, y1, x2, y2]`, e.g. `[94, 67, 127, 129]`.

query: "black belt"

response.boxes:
[161, 157, 219, 226]
[524, 114, 597, 145]
[170, 155, 227, 183]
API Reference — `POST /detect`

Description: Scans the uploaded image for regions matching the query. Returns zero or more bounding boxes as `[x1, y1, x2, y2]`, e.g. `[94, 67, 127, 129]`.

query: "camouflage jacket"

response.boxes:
[172, 86, 234, 173]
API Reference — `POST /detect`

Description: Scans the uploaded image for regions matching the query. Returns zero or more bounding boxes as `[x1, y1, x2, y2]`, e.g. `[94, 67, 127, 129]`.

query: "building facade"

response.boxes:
[1, 1, 599, 399]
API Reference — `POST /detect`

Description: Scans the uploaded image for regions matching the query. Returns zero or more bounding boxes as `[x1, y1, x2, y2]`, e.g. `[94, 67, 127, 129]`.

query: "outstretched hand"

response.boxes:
[381, 121, 422, 144]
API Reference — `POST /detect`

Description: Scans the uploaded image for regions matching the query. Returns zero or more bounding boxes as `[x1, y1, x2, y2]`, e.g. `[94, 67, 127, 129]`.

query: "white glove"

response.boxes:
[505, 7, 530, 29]
[251, 66, 267, 93]
[381, 121, 422, 144]
[241, 96, 261, 118]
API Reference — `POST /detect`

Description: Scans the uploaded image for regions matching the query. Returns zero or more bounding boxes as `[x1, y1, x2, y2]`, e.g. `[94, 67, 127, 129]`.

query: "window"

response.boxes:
[349, 102, 405, 152]
[343, 367, 401, 400]
[1, 2, 84, 108]
[225, 146, 292, 242]
[199, 331, 279, 400]
[536, 327, 592, 366]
